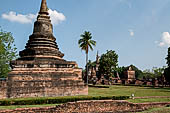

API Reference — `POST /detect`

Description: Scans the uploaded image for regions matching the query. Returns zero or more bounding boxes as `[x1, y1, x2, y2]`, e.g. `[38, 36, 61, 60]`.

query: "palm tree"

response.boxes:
[78, 31, 96, 84]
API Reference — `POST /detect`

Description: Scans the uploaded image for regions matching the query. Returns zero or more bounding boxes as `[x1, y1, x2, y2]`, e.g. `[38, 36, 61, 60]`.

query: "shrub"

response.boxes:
[0, 96, 129, 106]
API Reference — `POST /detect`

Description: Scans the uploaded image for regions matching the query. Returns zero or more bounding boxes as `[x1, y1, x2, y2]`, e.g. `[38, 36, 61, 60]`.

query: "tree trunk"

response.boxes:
[86, 52, 88, 85]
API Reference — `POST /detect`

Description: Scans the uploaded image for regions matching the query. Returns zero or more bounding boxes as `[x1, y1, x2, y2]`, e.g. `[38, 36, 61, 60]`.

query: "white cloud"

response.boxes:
[2, 11, 36, 24]
[48, 9, 66, 25]
[1, 9, 66, 25]
[159, 32, 170, 47]
[129, 29, 134, 37]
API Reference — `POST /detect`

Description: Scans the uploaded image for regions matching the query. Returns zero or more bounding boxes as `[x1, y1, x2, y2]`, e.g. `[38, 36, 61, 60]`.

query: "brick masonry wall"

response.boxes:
[0, 80, 7, 99]
[0, 100, 170, 113]
[6, 72, 88, 98]
[0, 68, 88, 99]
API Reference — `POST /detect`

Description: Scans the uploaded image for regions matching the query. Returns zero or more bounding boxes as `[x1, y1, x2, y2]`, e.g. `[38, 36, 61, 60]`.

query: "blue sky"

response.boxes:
[1, 0, 170, 70]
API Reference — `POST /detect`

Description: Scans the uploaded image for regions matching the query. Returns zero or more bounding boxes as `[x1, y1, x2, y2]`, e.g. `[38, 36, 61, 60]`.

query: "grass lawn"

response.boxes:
[0, 85, 170, 110]
[89, 85, 170, 103]
[88, 85, 170, 97]
[128, 97, 170, 103]
[0, 104, 57, 110]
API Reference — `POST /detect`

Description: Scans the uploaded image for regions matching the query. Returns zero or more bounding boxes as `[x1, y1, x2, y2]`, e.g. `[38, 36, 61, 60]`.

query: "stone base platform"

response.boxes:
[4, 66, 88, 98]
[0, 100, 170, 113]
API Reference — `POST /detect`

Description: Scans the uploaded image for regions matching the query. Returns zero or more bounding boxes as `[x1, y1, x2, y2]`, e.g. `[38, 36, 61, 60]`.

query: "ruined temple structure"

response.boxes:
[0, 0, 88, 99]
[87, 51, 100, 84]
[123, 66, 136, 84]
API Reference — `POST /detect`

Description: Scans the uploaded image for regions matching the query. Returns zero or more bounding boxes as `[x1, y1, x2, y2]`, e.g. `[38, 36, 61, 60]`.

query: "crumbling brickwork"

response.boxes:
[0, 79, 7, 99]
[6, 70, 88, 98]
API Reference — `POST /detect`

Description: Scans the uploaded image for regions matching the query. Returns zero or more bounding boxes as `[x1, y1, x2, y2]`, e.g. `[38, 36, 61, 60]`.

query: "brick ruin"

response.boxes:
[0, 100, 170, 113]
[123, 66, 136, 84]
[0, 0, 88, 99]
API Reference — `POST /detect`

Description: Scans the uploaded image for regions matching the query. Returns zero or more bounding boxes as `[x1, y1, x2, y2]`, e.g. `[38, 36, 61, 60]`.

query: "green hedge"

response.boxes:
[88, 85, 110, 88]
[0, 96, 129, 106]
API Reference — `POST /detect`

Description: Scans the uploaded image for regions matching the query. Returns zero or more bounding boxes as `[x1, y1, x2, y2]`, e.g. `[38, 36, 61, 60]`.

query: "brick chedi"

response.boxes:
[124, 66, 135, 84]
[2, 0, 88, 99]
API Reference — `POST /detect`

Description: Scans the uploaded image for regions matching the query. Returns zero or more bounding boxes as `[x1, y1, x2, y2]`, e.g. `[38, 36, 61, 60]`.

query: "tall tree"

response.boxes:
[166, 47, 170, 67]
[142, 69, 155, 79]
[98, 50, 118, 79]
[116, 66, 126, 79]
[0, 28, 17, 78]
[164, 47, 170, 84]
[152, 67, 166, 78]
[78, 31, 96, 84]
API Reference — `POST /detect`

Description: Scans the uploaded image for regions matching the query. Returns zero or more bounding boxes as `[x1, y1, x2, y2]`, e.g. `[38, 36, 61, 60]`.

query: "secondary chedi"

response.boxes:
[0, 0, 88, 99]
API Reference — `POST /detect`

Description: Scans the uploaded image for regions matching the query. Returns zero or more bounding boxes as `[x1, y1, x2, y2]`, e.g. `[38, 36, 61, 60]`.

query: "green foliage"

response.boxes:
[142, 69, 155, 79]
[164, 47, 170, 84]
[78, 31, 96, 83]
[112, 96, 129, 100]
[129, 65, 143, 79]
[0, 96, 129, 106]
[117, 65, 143, 79]
[86, 60, 96, 69]
[78, 31, 96, 54]
[116, 66, 127, 79]
[116, 65, 165, 80]
[98, 50, 118, 79]
[152, 67, 166, 78]
[164, 67, 170, 84]
[166, 47, 170, 67]
[0, 28, 17, 78]
[142, 67, 165, 80]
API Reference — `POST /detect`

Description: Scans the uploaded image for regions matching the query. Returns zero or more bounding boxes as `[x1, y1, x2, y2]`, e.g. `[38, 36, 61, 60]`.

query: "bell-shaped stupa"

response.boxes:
[6, 0, 88, 98]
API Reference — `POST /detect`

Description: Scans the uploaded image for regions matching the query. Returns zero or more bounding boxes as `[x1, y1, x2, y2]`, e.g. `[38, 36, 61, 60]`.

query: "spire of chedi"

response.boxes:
[39, 0, 48, 14]
[18, 0, 64, 59]
[34, 0, 53, 35]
